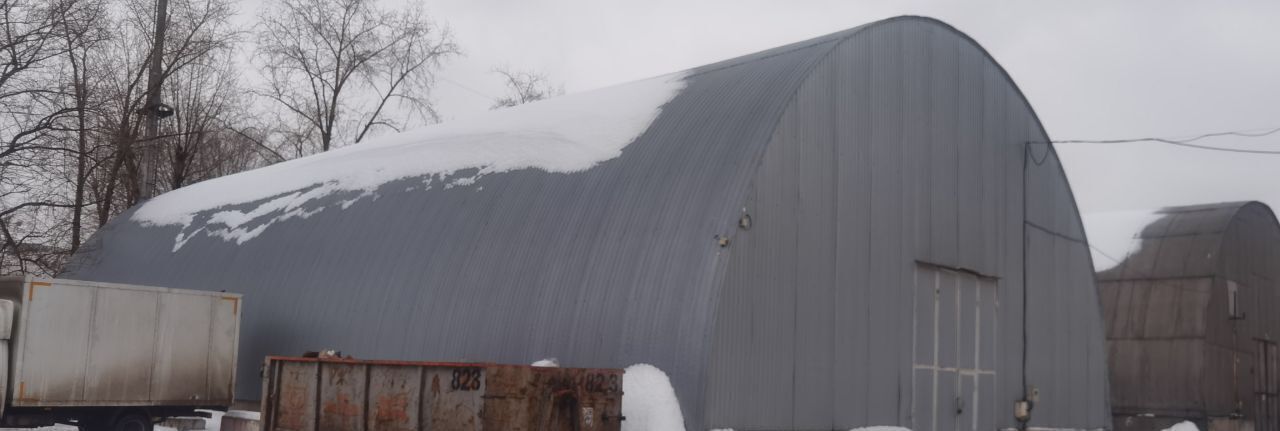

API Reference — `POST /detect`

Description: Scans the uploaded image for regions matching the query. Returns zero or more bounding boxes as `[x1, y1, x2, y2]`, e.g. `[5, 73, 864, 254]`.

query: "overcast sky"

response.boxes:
[246, 0, 1280, 215]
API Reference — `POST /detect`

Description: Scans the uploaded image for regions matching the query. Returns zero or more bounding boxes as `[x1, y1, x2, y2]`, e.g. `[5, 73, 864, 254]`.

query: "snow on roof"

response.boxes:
[1081, 209, 1165, 271]
[132, 72, 688, 251]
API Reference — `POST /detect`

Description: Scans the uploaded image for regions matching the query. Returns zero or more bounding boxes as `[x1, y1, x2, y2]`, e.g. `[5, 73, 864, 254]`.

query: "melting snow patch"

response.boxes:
[195, 410, 261, 431]
[531, 358, 560, 367]
[1163, 421, 1199, 431]
[622, 364, 685, 431]
[133, 72, 688, 250]
[1082, 209, 1164, 271]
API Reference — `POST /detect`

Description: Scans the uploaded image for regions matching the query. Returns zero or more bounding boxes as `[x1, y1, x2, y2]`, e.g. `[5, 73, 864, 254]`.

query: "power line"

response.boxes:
[1087, 243, 1122, 267]
[1048, 126, 1280, 154]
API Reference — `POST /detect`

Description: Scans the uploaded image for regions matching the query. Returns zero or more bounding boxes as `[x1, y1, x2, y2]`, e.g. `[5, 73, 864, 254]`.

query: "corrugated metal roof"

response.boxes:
[1096, 201, 1263, 280]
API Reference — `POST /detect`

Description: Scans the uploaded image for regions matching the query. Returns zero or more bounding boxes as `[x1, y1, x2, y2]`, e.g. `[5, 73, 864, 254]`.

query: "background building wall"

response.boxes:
[1100, 202, 1280, 431]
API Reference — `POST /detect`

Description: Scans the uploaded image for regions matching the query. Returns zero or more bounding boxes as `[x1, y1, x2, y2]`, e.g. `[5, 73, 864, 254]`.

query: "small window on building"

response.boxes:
[1228, 281, 1241, 319]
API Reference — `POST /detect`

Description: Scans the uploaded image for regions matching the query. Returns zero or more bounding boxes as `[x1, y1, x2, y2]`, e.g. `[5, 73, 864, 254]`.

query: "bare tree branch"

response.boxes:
[490, 66, 564, 109]
[256, 0, 457, 153]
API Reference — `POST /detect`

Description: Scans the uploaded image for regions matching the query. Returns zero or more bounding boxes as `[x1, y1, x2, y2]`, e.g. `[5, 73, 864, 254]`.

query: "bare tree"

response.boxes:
[90, 0, 238, 218]
[59, 0, 109, 253]
[490, 67, 563, 109]
[256, 0, 458, 153]
[4, 0, 460, 277]
[158, 49, 263, 191]
[0, 0, 90, 274]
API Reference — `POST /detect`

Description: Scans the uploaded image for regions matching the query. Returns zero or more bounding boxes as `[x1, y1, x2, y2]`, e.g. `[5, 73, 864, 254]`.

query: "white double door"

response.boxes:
[912, 264, 999, 431]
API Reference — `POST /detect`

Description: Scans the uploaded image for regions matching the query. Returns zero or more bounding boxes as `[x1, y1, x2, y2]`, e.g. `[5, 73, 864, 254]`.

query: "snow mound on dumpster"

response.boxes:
[532, 358, 560, 367]
[1163, 421, 1199, 431]
[623, 363, 685, 431]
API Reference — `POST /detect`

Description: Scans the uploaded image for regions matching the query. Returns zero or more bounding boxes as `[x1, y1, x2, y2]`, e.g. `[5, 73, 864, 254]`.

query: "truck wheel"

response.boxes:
[109, 413, 152, 431]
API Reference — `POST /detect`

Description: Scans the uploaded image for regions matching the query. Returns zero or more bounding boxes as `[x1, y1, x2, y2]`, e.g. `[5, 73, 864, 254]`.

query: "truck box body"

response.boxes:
[261, 357, 624, 431]
[0, 276, 241, 412]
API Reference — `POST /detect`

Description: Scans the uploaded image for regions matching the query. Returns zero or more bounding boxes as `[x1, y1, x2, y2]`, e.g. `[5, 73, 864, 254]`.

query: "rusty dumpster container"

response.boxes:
[260, 356, 624, 431]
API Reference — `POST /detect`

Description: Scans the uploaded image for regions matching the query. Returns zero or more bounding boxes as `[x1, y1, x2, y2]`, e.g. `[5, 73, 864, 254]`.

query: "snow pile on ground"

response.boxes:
[193, 409, 261, 431]
[132, 72, 688, 251]
[622, 364, 685, 431]
[1081, 209, 1164, 271]
[1163, 421, 1199, 431]
[531, 358, 559, 367]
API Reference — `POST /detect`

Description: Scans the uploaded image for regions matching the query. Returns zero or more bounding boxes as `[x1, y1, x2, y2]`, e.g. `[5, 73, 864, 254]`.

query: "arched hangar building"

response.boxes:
[1088, 202, 1280, 431]
[67, 16, 1110, 431]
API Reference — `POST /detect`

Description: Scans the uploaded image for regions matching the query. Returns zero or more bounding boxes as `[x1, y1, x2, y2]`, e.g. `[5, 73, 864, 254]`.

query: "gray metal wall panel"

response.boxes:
[956, 37, 987, 275]
[895, 22, 929, 427]
[705, 17, 1108, 431]
[867, 22, 907, 427]
[927, 25, 960, 270]
[791, 53, 837, 430]
[831, 30, 873, 428]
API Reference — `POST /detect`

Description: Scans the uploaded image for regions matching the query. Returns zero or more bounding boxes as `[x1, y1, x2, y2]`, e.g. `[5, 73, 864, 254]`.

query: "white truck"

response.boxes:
[0, 277, 241, 431]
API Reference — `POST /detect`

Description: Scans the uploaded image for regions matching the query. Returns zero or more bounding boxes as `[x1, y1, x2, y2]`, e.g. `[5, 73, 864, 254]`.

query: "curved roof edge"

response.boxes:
[1090, 201, 1276, 280]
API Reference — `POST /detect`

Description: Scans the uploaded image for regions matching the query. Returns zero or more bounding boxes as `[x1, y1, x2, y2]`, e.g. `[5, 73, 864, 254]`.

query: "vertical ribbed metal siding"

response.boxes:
[704, 18, 1109, 431]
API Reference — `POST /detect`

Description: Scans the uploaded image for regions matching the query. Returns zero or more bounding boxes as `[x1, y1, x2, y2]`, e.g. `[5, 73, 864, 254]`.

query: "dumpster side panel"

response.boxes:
[269, 361, 319, 431]
[422, 367, 483, 431]
[367, 365, 421, 431]
[262, 359, 622, 431]
[318, 362, 367, 430]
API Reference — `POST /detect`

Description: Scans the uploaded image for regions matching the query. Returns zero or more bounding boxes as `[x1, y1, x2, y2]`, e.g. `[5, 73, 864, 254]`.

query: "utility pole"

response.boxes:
[138, 0, 170, 200]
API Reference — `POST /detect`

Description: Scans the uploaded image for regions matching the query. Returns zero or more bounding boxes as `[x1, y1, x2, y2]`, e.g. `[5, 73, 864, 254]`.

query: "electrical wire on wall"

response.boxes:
[1018, 141, 1052, 429]
[1014, 125, 1277, 429]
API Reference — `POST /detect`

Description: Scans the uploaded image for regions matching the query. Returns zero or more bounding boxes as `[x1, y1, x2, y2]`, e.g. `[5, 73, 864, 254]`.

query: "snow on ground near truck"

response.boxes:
[132, 72, 688, 251]
[622, 364, 686, 431]
[198, 409, 261, 431]
[1081, 209, 1164, 271]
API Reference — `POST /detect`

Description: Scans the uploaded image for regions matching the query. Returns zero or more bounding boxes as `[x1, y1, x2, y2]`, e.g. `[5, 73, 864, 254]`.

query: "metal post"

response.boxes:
[139, 0, 169, 200]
